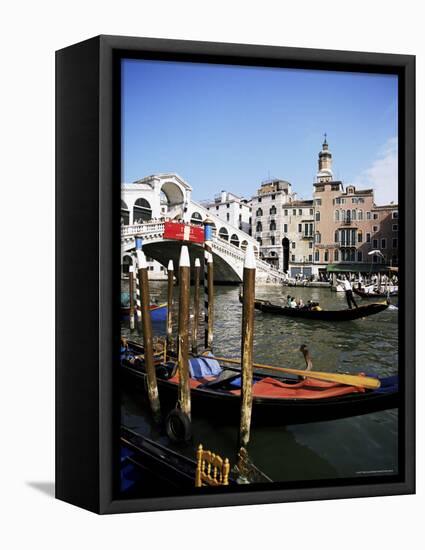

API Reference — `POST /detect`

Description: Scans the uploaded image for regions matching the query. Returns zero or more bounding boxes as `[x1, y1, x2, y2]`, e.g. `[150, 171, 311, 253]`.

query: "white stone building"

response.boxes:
[201, 191, 252, 237]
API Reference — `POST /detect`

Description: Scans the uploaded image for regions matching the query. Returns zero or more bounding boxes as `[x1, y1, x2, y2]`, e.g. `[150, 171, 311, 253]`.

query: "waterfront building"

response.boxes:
[201, 190, 252, 236]
[313, 138, 398, 276]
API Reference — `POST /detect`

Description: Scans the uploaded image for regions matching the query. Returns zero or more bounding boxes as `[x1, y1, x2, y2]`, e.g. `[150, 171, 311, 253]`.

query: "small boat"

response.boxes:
[121, 342, 399, 425]
[120, 426, 271, 493]
[121, 302, 167, 322]
[353, 287, 398, 299]
[240, 295, 389, 321]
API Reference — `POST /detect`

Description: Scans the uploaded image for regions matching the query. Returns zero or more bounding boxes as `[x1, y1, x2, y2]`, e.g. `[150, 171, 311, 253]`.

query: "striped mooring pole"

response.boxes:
[192, 258, 201, 355]
[203, 218, 214, 351]
[128, 264, 135, 332]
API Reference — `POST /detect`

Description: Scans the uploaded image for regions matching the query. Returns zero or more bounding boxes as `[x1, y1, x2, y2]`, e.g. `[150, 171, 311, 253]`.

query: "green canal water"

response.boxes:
[121, 282, 399, 484]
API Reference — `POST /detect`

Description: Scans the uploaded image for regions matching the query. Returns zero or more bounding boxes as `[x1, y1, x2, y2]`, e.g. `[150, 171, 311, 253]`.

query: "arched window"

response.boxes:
[256, 208, 263, 217]
[315, 232, 321, 244]
[334, 230, 339, 243]
[256, 221, 262, 232]
[270, 220, 276, 231]
[335, 210, 340, 222]
[341, 209, 346, 221]
[269, 205, 277, 215]
[357, 230, 363, 243]
[190, 211, 203, 225]
[241, 240, 248, 251]
[218, 227, 229, 241]
[334, 249, 339, 261]
[230, 234, 240, 247]
[270, 251, 276, 257]
[352, 209, 357, 221]
[133, 198, 152, 223]
[358, 209, 363, 221]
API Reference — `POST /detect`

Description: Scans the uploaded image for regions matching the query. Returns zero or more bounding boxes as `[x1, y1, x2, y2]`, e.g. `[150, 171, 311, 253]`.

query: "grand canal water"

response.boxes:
[121, 281, 399, 483]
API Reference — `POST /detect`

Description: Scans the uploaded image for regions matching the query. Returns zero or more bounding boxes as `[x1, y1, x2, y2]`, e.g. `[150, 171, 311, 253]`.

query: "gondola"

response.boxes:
[121, 342, 399, 425]
[353, 287, 398, 299]
[241, 296, 389, 321]
[120, 426, 271, 494]
[120, 302, 167, 322]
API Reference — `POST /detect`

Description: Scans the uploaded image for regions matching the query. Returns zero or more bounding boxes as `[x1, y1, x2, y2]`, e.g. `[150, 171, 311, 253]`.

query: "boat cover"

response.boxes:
[189, 355, 222, 379]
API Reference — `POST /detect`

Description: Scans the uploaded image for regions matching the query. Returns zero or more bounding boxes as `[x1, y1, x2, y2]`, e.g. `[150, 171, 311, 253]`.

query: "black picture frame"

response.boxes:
[56, 35, 415, 514]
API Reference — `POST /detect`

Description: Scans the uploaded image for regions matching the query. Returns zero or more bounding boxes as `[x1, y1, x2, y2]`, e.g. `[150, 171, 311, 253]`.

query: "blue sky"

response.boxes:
[122, 59, 398, 204]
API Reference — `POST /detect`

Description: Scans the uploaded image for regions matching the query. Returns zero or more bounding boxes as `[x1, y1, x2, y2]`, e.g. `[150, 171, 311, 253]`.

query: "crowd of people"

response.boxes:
[285, 295, 321, 311]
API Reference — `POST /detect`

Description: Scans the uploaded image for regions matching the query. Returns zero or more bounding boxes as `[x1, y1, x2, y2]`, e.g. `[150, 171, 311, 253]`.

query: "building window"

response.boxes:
[334, 249, 339, 261]
[284, 209, 288, 216]
[271, 194, 276, 200]
[358, 209, 363, 220]
[226, 213, 230, 221]
[271, 236, 275, 245]
[215, 206, 219, 210]
[284, 224, 288, 233]
[351, 209, 357, 221]
[367, 211, 371, 220]
[335, 210, 340, 221]
[381, 238, 386, 249]
[270, 220, 276, 231]
[293, 209, 296, 216]
[357, 251, 363, 262]
[373, 225, 378, 232]
[310, 208, 313, 215]
[308, 254, 313, 262]
[258, 197, 262, 203]
[357, 231, 362, 243]
[270, 205, 277, 215]
[392, 211, 398, 219]
[373, 239, 378, 248]
[256, 208, 263, 216]
[291, 242, 296, 249]
[256, 222, 262, 232]
[226, 203, 230, 208]
[309, 242, 313, 249]
[257, 237, 262, 246]
[298, 223, 302, 233]
[324, 250, 329, 262]
[392, 238, 398, 248]
[315, 199, 322, 205]
[373, 213, 378, 220]
[335, 230, 338, 243]
[393, 224, 398, 231]
[315, 211, 320, 222]
[298, 209, 302, 216]
[366, 232, 371, 243]
[341, 209, 346, 221]
[314, 250, 319, 262]
[291, 254, 295, 262]
[315, 232, 321, 244]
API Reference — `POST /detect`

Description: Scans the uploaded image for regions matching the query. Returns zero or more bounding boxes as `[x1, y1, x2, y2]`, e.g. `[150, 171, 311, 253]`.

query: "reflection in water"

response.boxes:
[121, 281, 398, 482]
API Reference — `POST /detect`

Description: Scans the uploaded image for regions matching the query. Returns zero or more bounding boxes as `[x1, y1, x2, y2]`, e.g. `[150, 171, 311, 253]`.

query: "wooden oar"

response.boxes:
[209, 356, 381, 390]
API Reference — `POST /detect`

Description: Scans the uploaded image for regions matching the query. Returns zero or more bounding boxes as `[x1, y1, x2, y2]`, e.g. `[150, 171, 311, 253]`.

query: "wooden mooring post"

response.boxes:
[128, 264, 135, 332]
[238, 243, 256, 456]
[134, 237, 143, 335]
[136, 249, 161, 423]
[166, 259, 174, 351]
[192, 258, 201, 355]
[177, 245, 191, 420]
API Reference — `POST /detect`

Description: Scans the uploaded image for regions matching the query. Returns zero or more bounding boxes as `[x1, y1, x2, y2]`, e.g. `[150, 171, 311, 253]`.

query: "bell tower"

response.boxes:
[317, 134, 333, 182]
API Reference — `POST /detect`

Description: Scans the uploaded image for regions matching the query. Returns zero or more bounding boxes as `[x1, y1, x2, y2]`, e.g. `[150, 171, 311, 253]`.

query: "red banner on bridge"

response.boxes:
[163, 221, 205, 244]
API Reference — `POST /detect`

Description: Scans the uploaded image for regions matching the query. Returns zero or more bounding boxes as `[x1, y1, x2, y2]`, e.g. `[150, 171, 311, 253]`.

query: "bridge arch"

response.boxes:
[160, 181, 185, 206]
[121, 200, 130, 225]
[218, 227, 229, 241]
[230, 233, 240, 247]
[133, 198, 152, 223]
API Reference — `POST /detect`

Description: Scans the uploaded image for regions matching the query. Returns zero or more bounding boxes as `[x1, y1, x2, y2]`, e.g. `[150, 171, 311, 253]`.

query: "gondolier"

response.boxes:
[337, 276, 358, 309]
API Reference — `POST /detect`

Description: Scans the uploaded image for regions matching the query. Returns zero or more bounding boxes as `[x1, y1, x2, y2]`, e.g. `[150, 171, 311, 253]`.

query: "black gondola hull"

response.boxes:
[121, 364, 399, 425]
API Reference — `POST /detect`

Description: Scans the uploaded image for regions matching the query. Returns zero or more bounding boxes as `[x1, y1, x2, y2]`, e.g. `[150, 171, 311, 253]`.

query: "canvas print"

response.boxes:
[119, 58, 399, 497]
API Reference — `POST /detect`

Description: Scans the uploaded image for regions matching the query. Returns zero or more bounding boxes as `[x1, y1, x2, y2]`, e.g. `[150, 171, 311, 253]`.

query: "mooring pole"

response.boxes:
[136, 249, 161, 422]
[166, 259, 174, 351]
[238, 243, 256, 453]
[192, 258, 201, 355]
[203, 218, 214, 351]
[134, 237, 143, 335]
[128, 264, 135, 332]
[177, 246, 191, 420]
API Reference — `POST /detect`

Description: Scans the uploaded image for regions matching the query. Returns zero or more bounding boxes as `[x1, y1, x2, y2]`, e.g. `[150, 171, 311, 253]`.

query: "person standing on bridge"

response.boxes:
[336, 275, 358, 309]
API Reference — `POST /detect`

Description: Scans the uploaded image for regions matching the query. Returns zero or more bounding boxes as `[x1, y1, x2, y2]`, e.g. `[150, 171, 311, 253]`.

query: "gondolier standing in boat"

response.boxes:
[336, 276, 358, 309]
